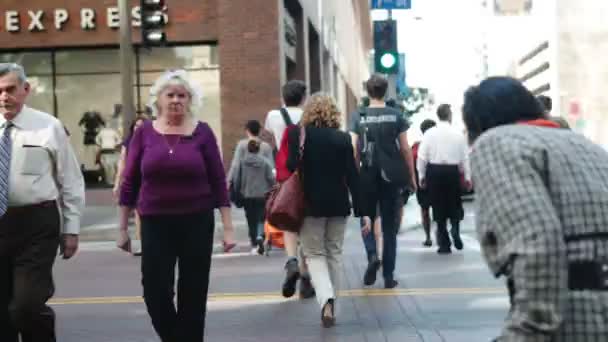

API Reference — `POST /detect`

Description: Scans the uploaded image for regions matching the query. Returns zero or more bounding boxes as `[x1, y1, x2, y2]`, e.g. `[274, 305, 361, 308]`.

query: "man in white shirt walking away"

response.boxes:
[263, 80, 315, 299]
[0, 63, 85, 342]
[417, 104, 471, 254]
[263, 80, 304, 151]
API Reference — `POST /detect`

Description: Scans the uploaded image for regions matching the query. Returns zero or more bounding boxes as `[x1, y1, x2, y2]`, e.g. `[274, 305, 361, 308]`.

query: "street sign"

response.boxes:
[371, 0, 412, 10]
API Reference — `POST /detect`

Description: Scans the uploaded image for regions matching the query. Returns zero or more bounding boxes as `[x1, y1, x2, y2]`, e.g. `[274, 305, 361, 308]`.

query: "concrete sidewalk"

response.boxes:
[52, 213, 504, 342]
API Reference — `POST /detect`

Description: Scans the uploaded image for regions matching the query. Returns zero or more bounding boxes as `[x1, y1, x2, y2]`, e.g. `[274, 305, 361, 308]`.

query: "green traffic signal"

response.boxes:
[375, 51, 399, 74]
[381, 53, 397, 68]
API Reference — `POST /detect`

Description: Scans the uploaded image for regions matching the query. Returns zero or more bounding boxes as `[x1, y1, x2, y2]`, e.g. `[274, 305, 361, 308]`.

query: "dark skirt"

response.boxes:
[426, 164, 464, 222]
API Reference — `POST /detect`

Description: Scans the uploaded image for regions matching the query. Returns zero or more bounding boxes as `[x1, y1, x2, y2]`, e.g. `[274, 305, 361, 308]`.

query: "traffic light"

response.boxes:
[141, 0, 167, 46]
[373, 20, 398, 74]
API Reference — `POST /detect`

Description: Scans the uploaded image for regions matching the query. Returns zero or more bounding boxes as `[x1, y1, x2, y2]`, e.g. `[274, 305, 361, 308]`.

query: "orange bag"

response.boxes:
[264, 221, 285, 249]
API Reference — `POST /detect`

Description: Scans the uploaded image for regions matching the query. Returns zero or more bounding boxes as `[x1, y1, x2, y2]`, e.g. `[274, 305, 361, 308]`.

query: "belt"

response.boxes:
[569, 261, 608, 291]
[507, 261, 608, 300]
[6, 200, 56, 215]
[100, 149, 117, 154]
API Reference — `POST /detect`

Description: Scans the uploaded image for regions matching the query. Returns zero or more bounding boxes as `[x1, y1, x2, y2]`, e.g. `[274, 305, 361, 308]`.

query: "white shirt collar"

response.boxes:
[0, 105, 31, 129]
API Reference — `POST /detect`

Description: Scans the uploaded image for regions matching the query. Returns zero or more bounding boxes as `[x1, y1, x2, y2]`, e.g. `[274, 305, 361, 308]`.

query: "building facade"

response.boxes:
[0, 0, 372, 181]
[487, 0, 608, 148]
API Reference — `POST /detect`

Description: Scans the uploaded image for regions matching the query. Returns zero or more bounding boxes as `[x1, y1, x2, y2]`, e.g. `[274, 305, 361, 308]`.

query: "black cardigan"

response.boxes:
[287, 126, 362, 218]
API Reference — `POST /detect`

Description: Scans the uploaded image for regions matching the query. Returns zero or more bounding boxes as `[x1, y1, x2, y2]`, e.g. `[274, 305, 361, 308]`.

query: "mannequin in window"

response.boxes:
[96, 125, 121, 186]
[79, 110, 105, 174]
[79, 110, 105, 145]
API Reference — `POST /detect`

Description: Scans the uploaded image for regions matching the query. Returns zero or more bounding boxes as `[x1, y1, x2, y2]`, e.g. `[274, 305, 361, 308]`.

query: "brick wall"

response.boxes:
[218, 0, 282, 167]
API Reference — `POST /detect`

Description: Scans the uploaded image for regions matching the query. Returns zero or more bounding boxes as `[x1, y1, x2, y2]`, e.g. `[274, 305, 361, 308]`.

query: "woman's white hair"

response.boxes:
[148, 69, 203, 118]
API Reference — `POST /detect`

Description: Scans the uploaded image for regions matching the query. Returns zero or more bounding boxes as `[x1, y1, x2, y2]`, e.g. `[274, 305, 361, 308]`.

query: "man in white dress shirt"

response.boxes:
[417, 104, 471, 254]
[0, 63, 85, 342]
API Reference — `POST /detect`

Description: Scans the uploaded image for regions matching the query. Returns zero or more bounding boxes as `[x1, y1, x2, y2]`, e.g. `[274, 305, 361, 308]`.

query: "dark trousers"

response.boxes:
[426, 164, 464, 250]
[0, 202, 60, 342]
[243, 198, 265, 246]
[140, 210, 215, 342]
[360, 177, 401, 280]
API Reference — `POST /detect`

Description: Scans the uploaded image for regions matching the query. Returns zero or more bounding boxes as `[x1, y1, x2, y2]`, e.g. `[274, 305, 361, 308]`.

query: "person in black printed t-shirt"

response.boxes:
[350, 74, 417, 289]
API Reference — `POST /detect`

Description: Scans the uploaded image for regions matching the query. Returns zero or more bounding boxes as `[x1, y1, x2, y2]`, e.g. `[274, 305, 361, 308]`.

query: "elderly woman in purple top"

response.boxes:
[117, 69, 236, 342]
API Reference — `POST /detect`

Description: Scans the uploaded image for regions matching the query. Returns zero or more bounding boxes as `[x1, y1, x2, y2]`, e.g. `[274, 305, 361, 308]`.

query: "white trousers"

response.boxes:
[299, 216, 347, 309]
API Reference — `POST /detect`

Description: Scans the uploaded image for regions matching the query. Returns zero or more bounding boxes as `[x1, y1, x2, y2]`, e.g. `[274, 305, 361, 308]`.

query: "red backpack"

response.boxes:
[275, 108, 297, 182]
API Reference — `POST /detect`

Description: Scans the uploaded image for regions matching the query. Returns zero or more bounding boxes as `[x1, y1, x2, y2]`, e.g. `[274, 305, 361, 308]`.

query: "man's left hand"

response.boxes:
[60, 234, 79, 260]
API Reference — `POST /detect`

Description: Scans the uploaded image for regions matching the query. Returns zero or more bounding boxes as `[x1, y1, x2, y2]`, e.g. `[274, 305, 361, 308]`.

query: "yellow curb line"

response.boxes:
[49, 287, 505, 305]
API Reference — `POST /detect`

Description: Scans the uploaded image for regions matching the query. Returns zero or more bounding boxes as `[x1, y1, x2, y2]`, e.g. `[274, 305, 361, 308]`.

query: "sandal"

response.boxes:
[321, 299, 335, 328]
[118, 237, 132, 254]
[223, 241, 237, 253]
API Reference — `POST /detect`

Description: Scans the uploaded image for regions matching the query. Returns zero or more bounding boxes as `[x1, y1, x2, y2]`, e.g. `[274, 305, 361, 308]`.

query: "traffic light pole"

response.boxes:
[385, 9, 397, 100]
[119, 0, 135, 137]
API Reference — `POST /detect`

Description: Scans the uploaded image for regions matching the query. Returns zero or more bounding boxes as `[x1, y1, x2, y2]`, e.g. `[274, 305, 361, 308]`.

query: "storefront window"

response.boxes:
[55, 49, 126, 174]
[55, 49, 123, 74]
[0, 52, 52, 75]
[56, 74, 122, 171]
[140, 45, 219, 70]
[26, 76, 54, 115]
[0, 52, 53, 115]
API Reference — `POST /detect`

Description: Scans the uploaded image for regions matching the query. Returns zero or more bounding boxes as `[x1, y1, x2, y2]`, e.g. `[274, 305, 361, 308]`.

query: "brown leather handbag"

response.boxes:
[265, 126, 307, 232]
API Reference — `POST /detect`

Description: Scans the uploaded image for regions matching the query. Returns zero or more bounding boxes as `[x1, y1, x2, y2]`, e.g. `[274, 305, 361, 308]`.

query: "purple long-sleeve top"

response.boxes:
[119, 120, 230, 215]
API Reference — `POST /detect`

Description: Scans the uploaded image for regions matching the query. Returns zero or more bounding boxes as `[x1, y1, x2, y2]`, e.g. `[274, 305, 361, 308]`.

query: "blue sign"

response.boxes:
[371, 0, 412, 10]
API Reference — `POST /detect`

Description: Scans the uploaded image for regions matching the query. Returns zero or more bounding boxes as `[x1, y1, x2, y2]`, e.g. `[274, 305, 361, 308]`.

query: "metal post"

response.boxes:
[119, 0, 135, 138]
[386, 9, 396, 100]
[387, 74, 397, 100]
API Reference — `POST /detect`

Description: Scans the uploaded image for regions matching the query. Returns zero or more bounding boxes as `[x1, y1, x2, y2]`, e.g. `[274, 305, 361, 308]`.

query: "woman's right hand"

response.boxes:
[112, 185, 120, 200]
[117, 229, 132, 254]
[361, 216, 372, 236]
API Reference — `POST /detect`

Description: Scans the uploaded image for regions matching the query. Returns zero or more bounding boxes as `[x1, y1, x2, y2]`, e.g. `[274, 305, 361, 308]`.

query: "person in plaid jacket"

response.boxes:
[463, 76, 608, 341]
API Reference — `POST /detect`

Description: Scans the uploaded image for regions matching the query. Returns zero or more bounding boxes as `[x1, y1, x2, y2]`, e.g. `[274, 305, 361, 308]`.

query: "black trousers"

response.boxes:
[140, 210, 215, 342]
[426, 164, 464, 249]
[243, 198, 265, 246]
[359, 171, 402, 280]
[0, 202, 60, 342]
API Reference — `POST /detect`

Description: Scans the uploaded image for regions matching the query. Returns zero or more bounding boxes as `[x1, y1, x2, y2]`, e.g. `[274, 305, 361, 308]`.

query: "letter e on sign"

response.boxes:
[107, 7, 120, 29]
[6, 11, 20, 32]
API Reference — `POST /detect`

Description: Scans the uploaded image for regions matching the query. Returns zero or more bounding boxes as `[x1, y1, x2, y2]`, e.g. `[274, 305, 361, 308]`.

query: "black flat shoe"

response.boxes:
[256, 238, 265, 255]
[282, 259, 300, 298]
[321, 299, 335, 328]
[363, 257, 381, 286]
[437, 247, 452, 254]
[423, 239, 432, 247]
[384, 278, 399, 289]
[452, 234, 463, 250]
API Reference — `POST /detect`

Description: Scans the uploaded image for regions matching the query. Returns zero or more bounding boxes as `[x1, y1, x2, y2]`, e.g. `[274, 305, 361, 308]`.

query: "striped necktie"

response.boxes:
[0, 122, 14, 216]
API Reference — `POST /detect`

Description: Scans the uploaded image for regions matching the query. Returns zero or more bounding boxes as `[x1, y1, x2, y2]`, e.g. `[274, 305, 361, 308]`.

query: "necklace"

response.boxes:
[161, 134, 182, 155]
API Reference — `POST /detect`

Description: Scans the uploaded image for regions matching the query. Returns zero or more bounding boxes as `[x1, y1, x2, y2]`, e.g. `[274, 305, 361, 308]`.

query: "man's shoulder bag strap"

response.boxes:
[279, 107, 294, 126]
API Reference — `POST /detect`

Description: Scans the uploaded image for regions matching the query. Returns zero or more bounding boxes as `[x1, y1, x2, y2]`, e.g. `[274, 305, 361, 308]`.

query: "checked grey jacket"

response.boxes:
[470, 125, 608, 342]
